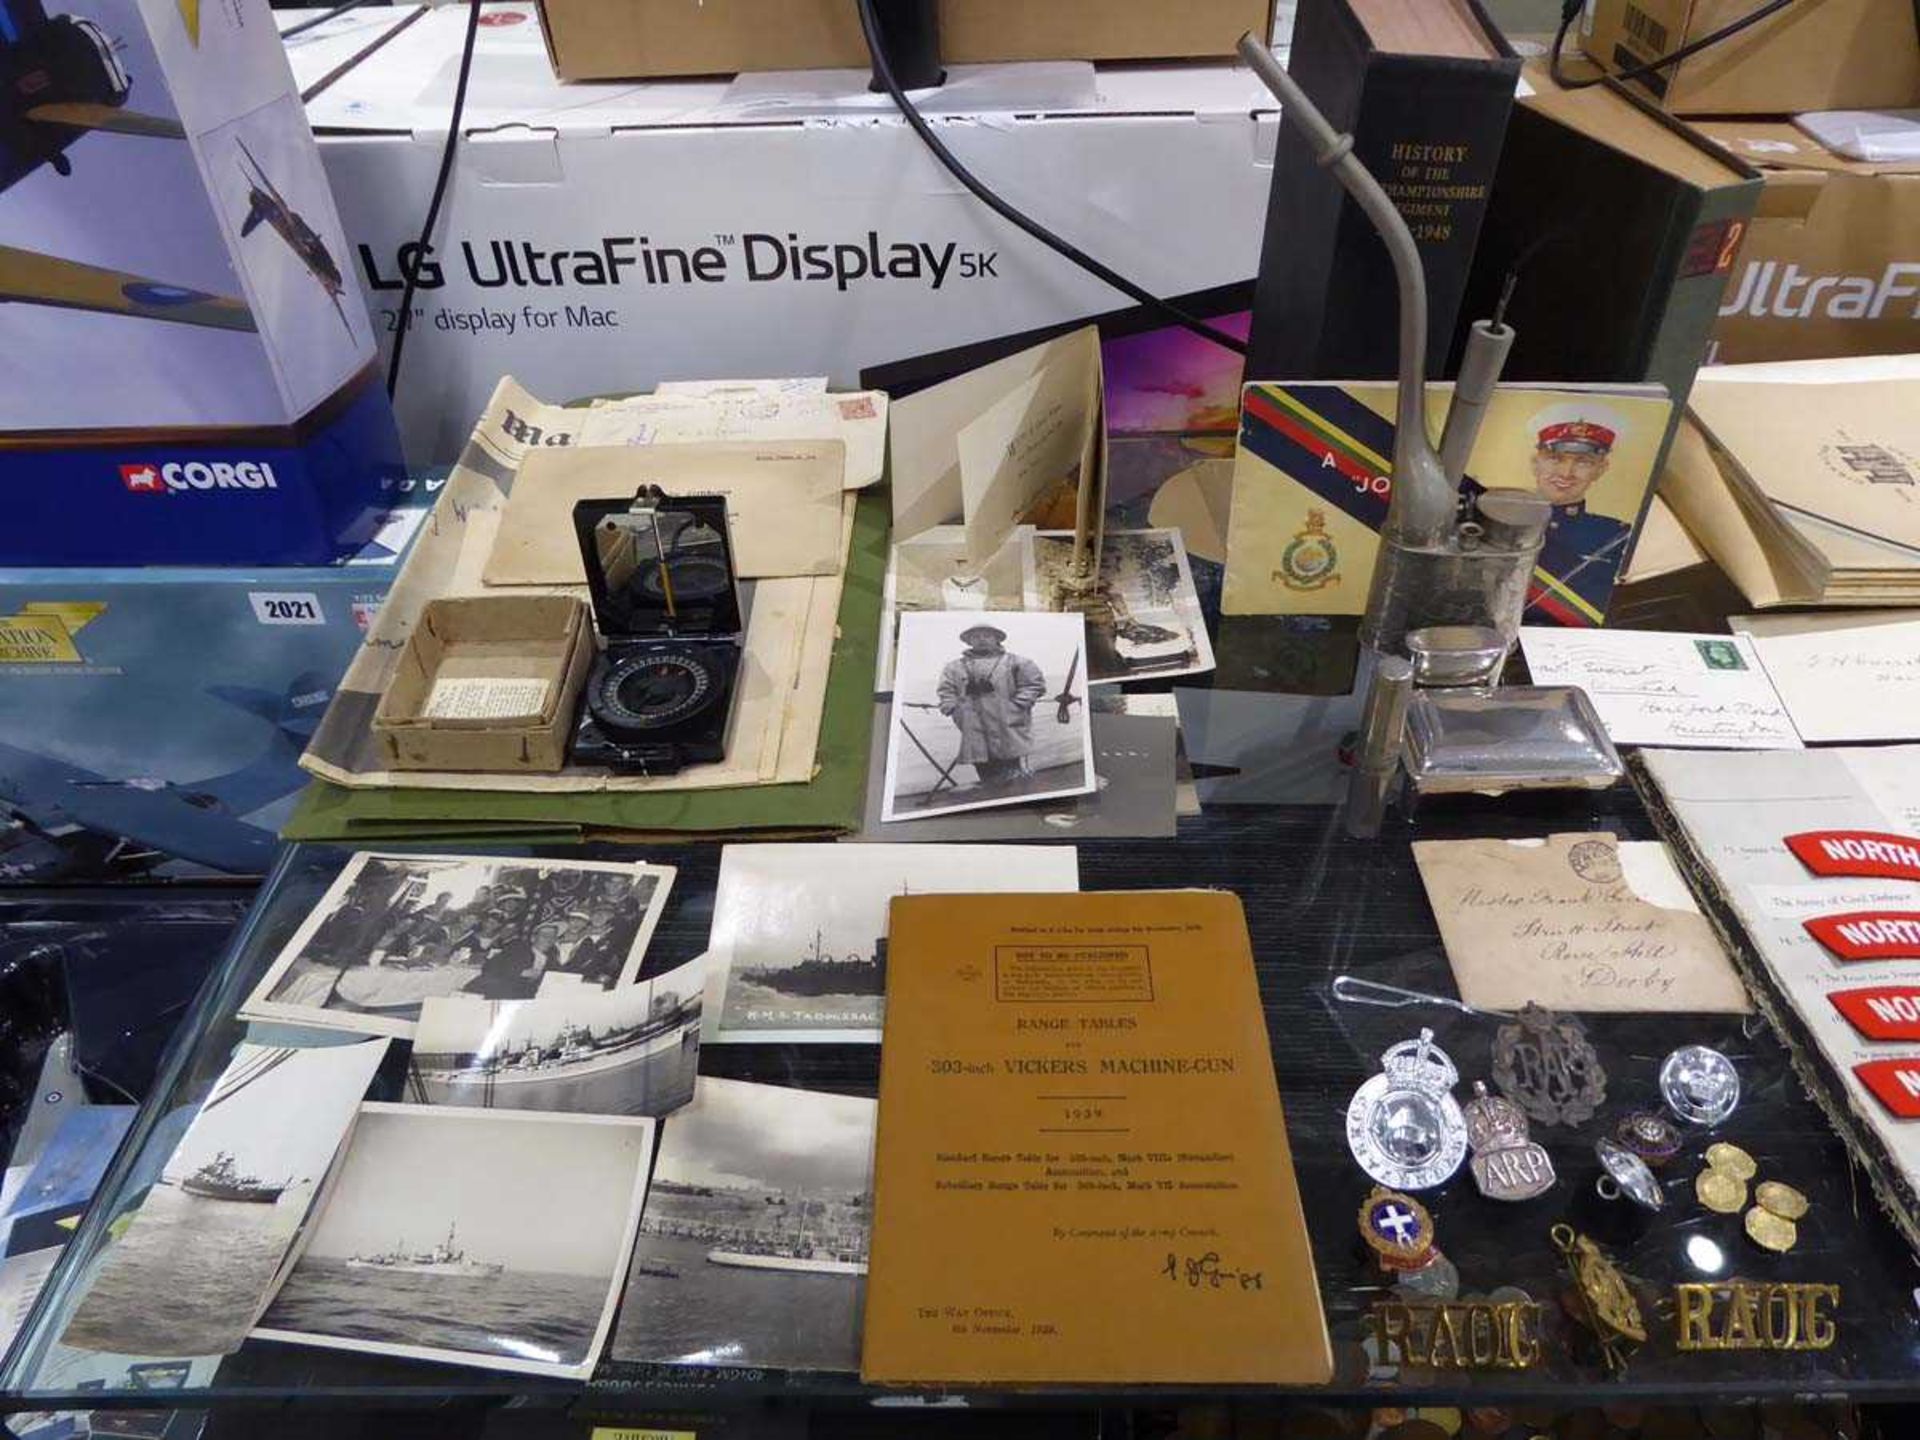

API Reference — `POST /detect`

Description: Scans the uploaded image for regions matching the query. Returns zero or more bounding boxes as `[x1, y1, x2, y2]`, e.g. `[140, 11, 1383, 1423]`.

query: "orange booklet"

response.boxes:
[862, 889, 1331, 1385]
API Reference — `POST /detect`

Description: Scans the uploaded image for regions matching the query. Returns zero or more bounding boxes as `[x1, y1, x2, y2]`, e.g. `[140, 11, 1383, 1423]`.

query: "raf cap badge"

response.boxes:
[1492, 1004, 1607, 1127]
[1462, 1081, 1554, 1201]
[1346, 1029, 1469, 1191]
[1552, 1223, 1646, 1373]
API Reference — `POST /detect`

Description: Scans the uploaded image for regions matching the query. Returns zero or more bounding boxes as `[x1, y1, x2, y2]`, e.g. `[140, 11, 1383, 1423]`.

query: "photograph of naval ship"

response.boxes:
[178, 1151, 287, 1205]
[612, 1077, 876, 1371]
[255, 1105, 655, 1379]
[345, 1222, 503, 1277]
[408, 953, 705, 1118]
[735, 928, 885, 1000]
[708, 843, 1080, 1042]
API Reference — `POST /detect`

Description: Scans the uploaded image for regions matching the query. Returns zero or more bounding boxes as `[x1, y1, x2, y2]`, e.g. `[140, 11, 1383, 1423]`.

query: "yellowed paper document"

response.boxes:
[483, 442, 845, 585]
[1414, 833, 1751, 1014]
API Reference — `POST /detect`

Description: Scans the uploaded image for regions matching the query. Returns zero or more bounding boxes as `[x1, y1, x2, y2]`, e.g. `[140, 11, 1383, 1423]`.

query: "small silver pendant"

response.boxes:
[1463, 1080, 1555, 1201]
[1660, 1045, 1740, 1126]
[1346, 1029, 1468, 1192]
[1594, 1137, 1666, 1211]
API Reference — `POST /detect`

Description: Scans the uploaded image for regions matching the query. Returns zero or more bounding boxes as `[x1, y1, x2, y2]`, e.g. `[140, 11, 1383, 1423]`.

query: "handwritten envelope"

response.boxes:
[1743, 617, 1920, 744]
[1414, 833, 1752, 1014]
[1518, 627, 1800, 749]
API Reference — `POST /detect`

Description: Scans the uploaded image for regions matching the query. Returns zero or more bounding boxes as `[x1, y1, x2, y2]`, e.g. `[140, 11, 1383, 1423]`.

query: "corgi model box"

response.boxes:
[0, 0, 403, 564]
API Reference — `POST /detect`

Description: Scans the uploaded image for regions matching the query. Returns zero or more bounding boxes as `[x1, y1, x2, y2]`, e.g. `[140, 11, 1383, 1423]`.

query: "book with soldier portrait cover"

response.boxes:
[1222, 381, 1671, 627]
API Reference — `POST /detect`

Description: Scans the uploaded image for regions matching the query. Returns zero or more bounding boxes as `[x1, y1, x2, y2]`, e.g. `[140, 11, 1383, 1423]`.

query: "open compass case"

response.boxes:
[570, 486, 745, 775]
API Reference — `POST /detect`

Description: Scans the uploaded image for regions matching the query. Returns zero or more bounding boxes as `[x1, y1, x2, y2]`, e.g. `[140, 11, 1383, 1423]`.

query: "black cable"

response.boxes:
[1549, 0, 1800, 91]
[279, 0, 377, 41]
[853, 0, 1246, 357]
[386, 0, 482, 399]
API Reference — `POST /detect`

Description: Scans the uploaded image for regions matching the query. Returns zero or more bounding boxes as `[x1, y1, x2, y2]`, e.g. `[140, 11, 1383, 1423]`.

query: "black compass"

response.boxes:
[638, 553, 733, 604]
[592, 650, 719, 732]
[571, 488, 745, 776]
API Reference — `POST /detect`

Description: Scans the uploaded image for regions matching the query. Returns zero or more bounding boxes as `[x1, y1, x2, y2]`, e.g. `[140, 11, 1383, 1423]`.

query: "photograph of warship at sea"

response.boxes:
[407, 953, 705, 1117]
[610, 1076, 876, 1372]
[707, 842, 1079, 1042]
[61, 1039, 390, 1356]
[255, 1105, 653, 1378]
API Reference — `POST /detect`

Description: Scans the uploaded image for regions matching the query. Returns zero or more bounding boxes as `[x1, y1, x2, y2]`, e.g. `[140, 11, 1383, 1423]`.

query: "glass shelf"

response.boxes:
[9, 789, 1920, 1415]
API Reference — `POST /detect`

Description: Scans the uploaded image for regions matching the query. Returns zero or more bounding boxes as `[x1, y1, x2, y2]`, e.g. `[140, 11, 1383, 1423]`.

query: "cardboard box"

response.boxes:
[1, 0, 405, 565]
[374, 595, 591, 773]
[275, 4, 425, 100]
[0, 492, 431, 884]
[536, 0, 1274, 81]
[1579, 0, 1920, 115]
[298, 4, 1275, 463]
[1695, 120, 1920, 365]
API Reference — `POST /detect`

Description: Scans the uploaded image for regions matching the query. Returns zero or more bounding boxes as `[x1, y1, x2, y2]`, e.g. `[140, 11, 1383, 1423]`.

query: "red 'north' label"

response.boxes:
[1786, 831, 1920, 881]
[1855, 1058, 1920, 1117]
[1806, 912, 1920, 962]
[1831, 987, 1920, 1041]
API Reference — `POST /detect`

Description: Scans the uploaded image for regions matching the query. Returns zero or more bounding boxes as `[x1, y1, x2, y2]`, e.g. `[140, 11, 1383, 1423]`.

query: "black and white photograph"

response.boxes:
[609, 1077, 876, 1373]
[1021, 527, 1215, 684]
[60, 1039, 389, 1357]
[875, 524, 1027, 692]
[882, 610, 1095, 823]
[705, 843, 1079, 1044]
[252, 1105, 653, 1379]
[409, 953, 706, 1117]
[237, 853, 676, 1039]
[860, 707, 1178, 842]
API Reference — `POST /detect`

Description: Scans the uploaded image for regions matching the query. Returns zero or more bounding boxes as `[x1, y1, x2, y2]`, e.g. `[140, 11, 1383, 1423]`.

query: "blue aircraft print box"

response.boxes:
[0, 0, 403, 564]
[0, 481, 434, 882]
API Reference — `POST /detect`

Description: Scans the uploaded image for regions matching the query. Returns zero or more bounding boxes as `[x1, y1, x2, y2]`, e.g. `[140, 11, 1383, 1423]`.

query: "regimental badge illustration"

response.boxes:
[1280, 509, 1340, 592]
[1491, 1004, 1606, 1127]
[1552, 1223, 1646, 1373]
[1346, 1029, 1468, 1192]
[1820, 438, 1918, 490]
[1462, 1081, 1554, 1202]
[1357, 1186, 1436, 1271]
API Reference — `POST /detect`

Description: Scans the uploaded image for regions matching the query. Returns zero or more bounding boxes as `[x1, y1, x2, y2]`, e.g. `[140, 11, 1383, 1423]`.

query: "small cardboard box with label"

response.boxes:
[0, 493, 430, 883]
[375, 595, 593, 773]
[1, 0, 403, 565]
[1696, 120, 1920, 366]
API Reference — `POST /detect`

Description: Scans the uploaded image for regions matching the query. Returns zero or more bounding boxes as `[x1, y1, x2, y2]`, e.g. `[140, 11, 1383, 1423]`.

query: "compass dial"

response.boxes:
[595, 651, 717, 732]
[639, 554, 732, 603]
